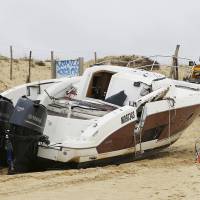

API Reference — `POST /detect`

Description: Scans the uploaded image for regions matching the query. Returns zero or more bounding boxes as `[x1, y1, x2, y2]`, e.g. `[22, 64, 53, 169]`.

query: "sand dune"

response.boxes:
[0, 59, 51, 92]
[0, 60, 200, 199]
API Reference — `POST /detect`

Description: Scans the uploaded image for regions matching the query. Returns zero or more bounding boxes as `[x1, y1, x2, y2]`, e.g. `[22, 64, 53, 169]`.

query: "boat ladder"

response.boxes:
[134, 121, 144, 158]
[134, 107, 146, 158]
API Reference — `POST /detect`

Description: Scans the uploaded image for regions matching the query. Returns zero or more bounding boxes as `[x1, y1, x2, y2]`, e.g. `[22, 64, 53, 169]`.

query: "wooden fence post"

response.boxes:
[174, 44, 180, 80]
[51, 51, 56, 79]
[10, 46, 13, 80]
[170, 45, 180, 80]
[26, 51, 32, 83]
[94, 52, 97, 64]
[79, 57, 84, 75]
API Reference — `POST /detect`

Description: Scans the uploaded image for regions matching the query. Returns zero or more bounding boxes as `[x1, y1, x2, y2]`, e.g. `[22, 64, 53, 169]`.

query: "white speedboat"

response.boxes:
[1, 65, 200, 173]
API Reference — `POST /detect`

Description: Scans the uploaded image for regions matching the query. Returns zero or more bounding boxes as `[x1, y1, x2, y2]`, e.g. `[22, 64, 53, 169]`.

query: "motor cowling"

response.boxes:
[9, 96, 48, 173]
[0, 95, 14, 166]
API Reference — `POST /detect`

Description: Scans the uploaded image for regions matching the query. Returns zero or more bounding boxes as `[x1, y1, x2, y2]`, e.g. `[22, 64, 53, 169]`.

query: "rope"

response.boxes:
[167, 99, 173, 149]
[168, 101, 171, 149]
[167, 97, 175, 151]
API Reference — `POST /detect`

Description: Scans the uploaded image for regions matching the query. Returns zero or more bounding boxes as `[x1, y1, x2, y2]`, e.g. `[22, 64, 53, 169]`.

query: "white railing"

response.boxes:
[94, 55, 196, 70]
[93, 55, 197, 80]
[127, 55, 195, 70]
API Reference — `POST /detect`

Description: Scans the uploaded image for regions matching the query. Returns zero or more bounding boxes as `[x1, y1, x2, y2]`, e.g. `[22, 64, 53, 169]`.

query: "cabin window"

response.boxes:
[86, 71, 114, 100]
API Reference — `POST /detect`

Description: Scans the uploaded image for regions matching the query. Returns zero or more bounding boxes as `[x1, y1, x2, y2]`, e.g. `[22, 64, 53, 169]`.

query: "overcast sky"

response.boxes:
[0, 0, 200, 61]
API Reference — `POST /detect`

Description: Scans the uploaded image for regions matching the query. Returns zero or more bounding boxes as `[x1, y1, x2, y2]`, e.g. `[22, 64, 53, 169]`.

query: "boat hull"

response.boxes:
[38, 103, 200, 167]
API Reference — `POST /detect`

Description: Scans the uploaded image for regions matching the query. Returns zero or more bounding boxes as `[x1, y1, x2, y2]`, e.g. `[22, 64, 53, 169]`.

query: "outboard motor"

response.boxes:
[0, 95, 14, 166]
[9, 96, 49, 174]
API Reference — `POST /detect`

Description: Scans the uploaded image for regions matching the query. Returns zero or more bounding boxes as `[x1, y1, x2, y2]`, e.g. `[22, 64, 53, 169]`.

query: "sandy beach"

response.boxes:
[0, 60, 200, 200]
[0, 118, 200, 200]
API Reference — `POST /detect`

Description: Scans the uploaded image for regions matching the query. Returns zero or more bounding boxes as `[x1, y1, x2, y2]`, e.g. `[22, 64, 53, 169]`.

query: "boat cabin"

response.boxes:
[78, 65, 166, 106]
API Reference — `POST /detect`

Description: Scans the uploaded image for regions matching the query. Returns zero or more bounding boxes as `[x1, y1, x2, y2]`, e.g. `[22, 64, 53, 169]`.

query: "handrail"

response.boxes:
[127, 55, 195, 71]
[93, 55, 196, 71]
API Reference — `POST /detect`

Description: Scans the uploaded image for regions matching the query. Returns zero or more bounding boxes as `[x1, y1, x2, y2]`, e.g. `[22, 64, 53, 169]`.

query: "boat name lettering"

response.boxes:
[121, 112, 135, 124]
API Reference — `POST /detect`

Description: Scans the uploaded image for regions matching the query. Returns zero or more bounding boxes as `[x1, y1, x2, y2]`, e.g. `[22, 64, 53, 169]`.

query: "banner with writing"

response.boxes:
[56, 59, 80, 78]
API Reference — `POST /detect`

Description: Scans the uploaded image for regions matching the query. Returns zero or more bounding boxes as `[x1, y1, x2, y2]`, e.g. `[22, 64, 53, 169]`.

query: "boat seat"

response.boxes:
[105, 90, 127, 106]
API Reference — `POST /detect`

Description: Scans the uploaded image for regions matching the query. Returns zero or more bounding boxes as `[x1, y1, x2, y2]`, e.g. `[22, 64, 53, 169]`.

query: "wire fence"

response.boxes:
[0, 44, 196, 92]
